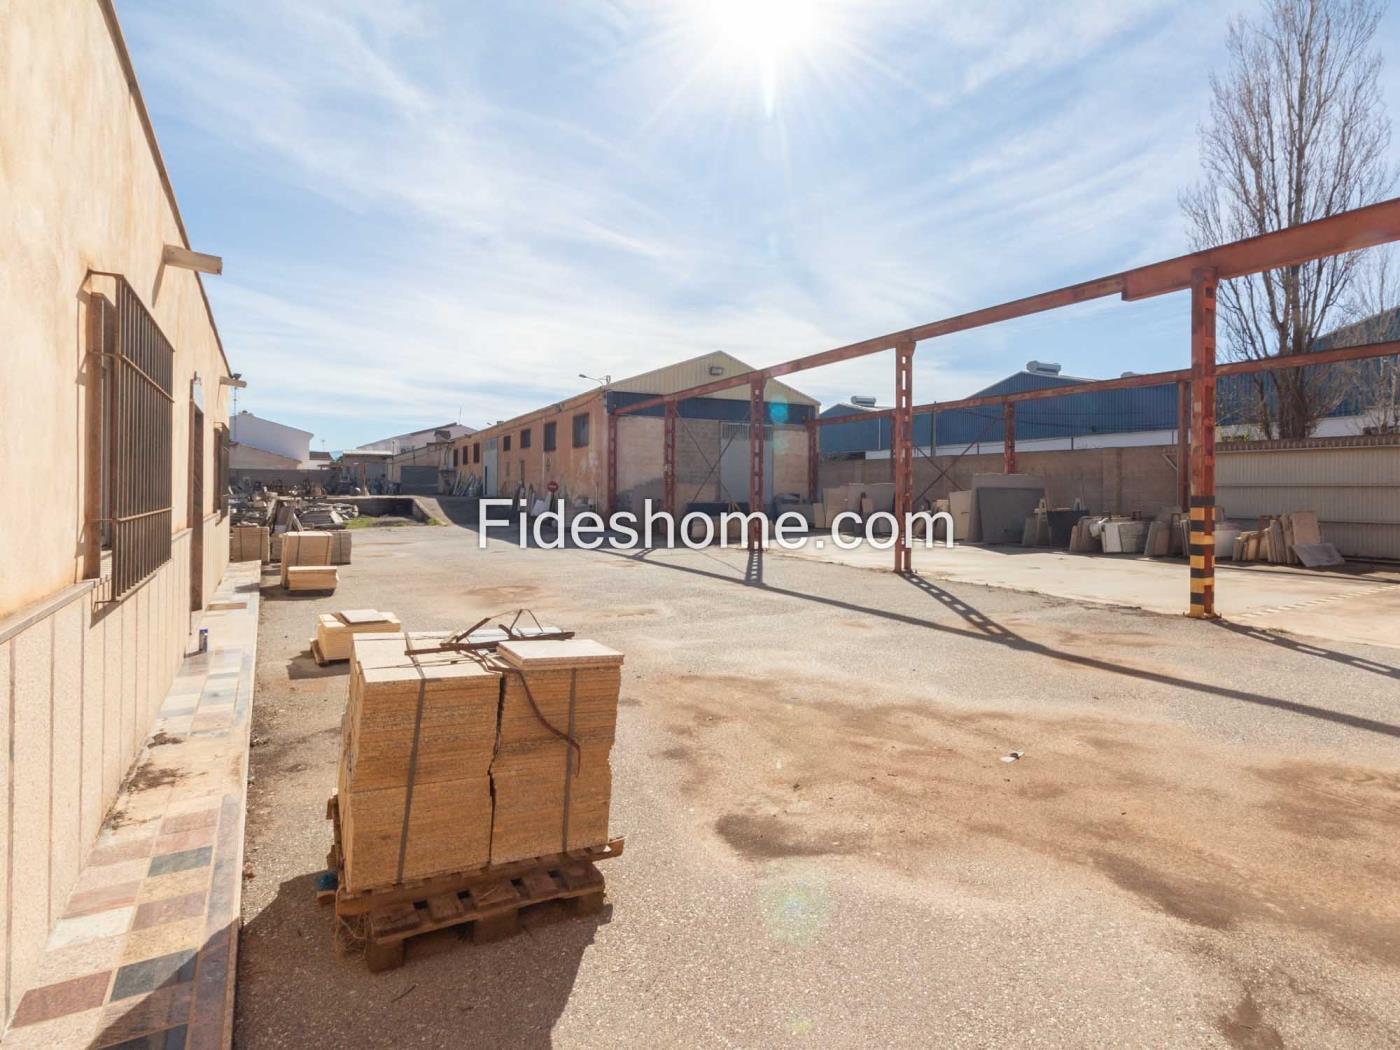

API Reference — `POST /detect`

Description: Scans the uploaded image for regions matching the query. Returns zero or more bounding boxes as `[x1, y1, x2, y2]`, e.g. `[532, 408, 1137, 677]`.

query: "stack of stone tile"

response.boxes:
[281, 531, 336, 592]
[489, 639, 623, 865]
[314, 609, 402, 663]
[330, 529, 353, 565]
[229, 524, 269, 563]
[338, 635, 499, 892]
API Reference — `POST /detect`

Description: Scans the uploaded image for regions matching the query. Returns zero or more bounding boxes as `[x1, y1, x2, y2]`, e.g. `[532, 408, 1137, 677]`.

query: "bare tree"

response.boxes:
[1182, 0, 1393, 438]
[1338, 247, 1400, 431]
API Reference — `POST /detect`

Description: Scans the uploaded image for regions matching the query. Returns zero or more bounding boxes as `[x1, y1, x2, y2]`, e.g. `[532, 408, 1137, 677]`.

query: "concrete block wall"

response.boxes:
[0, 519, 225, 1027]
[820, 445, 1180, 518]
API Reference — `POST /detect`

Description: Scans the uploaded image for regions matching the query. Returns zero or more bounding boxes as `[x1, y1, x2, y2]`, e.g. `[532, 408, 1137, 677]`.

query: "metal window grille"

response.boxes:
[572, 413, 590, 448]
[521, 427, 532, 449]
[544, 421, 557, 451]
[94, 276, 174, 601]
[215, 423, 230, 517]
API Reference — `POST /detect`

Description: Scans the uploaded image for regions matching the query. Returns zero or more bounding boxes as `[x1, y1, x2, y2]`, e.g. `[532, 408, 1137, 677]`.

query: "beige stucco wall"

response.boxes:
[0, 0, 233, 1024]
[458, 391, 609, 504]
[1, 0, 232, 613]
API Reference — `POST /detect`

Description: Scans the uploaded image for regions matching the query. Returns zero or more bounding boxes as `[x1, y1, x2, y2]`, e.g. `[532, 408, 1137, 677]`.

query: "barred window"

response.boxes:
[521, 427, 532, 449]
[543, 421, 557, 451]
[473, 443, 481, 464]
[215, 423, 230, 517]
[503, 435, 511, 452]
[90, 276, 174, 601]
[572, 412, 590, 448]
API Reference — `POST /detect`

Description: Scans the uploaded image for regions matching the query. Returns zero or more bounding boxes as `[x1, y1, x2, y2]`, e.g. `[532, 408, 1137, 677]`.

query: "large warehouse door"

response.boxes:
[719, 422, 772, 511]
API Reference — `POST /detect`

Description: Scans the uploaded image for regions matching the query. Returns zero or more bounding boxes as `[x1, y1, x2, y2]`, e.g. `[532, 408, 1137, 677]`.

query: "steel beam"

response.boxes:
[812, 337, 1400, 427]
[892, 342, 914, 574]
[1003, 402, 1016, 474]
[748, 376, 764, 551]
[663, 401, 677, 518]
[613, 198, 1400, 418]
[1188, 269, 1218, 619]
[1176, 380, 1190, 509]
[606, 411, 618, 516]
[805, 418, 819, 502]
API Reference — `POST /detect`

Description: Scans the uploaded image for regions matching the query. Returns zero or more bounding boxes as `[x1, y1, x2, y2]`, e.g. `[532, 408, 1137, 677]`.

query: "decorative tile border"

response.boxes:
[1, 564, 259, 1050]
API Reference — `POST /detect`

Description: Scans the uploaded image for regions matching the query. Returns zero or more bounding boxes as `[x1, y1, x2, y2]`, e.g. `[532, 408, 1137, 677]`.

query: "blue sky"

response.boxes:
[121, 0, 1400, 450]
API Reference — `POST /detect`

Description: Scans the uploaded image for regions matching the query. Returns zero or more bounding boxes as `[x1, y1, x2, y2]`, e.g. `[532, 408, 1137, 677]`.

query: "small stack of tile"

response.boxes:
[330, 530, 353, 565]
[229, 524, 270, 563]
[338, 634, 500, 891]
[314, 609, 402, 663]
[281, 531, 336, 591]
[489, 639, 623, 864]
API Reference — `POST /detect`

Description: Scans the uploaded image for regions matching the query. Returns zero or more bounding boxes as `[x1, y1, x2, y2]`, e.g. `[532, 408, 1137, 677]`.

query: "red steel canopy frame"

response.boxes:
[608, 198, 1400, 617]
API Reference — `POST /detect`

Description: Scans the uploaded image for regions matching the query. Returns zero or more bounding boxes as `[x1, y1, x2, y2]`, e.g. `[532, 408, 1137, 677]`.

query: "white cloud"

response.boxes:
[121, 0, 1289, 444]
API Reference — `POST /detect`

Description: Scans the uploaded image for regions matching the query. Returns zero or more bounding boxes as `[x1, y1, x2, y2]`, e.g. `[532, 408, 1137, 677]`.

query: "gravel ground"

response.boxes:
[235, 519, 1400, 1049]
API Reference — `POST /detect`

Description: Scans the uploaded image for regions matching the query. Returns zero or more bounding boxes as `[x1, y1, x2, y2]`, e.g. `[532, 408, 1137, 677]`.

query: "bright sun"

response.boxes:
[693, 0, 835, 113]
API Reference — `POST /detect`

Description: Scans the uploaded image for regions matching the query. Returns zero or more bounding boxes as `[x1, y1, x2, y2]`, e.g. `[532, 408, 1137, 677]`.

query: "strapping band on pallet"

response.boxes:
[395, 652, 431, 885]
[561, 669, 579, 854]
[505, 667, 583, 775]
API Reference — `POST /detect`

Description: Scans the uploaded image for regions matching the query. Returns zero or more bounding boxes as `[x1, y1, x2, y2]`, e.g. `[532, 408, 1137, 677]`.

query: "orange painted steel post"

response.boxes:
[663, 400, 677, 519]
[1188, 268, 1218, 618]
[893, 341, 915, 573]
[1003, 401, 1016, 474]
[1176, 379, 1190, 510]
[607, 410, 618, 516]
[748, 375, 764, 551]
[805, 417, 819, 502]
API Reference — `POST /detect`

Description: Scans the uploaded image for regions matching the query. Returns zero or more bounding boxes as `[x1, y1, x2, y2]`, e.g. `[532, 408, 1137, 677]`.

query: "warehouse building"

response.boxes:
[823, 352, 1396, 459]
[456, 352, 820, 512]
[0, 0, 235, 1024]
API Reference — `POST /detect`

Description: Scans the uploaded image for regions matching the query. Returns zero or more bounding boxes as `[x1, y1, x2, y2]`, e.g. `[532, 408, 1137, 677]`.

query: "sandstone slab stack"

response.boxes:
[491, 639, 623, 864]
[229, 524, 270, 563]
[315, 609, 402, 662]
[280, 530, 333, 585]
[338, 635, 500, 892]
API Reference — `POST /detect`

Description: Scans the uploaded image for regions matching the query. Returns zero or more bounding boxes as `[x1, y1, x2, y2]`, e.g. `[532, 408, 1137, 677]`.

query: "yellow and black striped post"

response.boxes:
[1188, 268, 1218, 619]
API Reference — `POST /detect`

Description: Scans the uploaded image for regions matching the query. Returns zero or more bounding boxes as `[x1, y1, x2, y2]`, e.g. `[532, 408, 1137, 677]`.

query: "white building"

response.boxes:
[357, 422, 474, 455]
[230, 410, 314, 469]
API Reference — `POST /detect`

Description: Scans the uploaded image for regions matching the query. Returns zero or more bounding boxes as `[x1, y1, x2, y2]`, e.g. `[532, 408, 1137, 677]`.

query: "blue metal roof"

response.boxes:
[818, 354, 1393, 455]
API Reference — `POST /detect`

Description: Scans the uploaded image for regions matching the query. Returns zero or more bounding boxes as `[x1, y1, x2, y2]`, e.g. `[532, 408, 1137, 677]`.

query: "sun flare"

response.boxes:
[691, 0, 838, 114]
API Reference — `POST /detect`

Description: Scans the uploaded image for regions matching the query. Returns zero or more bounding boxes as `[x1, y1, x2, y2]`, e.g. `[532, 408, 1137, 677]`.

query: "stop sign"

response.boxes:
[546, 480, 559, 493]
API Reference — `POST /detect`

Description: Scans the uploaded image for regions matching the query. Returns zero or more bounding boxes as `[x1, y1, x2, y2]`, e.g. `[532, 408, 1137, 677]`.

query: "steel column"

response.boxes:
[805, 418, 819, 502]
[1188, 269, 1218, 619]
[1002, 402, 1016, 474]
[1176, 379, 1190, 510]
[892, 342, 915, 574]
[663, 401, 677, 518]
[748, 375, 764, 550]
[606, 410, 618, 515]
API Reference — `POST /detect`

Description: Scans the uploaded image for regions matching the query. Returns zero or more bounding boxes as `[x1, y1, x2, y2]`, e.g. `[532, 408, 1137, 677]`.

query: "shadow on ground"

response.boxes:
[236, 872, 606, 1049]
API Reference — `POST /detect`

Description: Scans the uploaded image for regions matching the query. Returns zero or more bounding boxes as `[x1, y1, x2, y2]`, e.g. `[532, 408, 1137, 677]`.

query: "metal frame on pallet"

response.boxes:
[605, 197, 1400, 615]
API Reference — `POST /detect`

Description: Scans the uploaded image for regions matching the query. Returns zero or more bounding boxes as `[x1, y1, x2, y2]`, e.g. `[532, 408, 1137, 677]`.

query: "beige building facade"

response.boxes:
[0, 0, 234, 1024]
[456, 352, 819, 511]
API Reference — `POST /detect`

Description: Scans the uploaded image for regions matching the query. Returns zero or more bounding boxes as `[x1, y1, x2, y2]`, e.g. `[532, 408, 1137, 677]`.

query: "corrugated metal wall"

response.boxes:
[1217, 438, 1400, 560]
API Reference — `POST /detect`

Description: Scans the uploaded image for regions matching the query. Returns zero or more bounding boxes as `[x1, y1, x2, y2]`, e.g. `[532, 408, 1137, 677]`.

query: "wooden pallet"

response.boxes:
[309, 638, 341, 667]
[322, 795, 624, 971]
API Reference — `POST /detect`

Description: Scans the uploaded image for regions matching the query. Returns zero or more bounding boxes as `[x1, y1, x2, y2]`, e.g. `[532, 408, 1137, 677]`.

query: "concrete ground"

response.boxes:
[779, 536, 1400, 650]
[236, 517, 1400, 1049]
